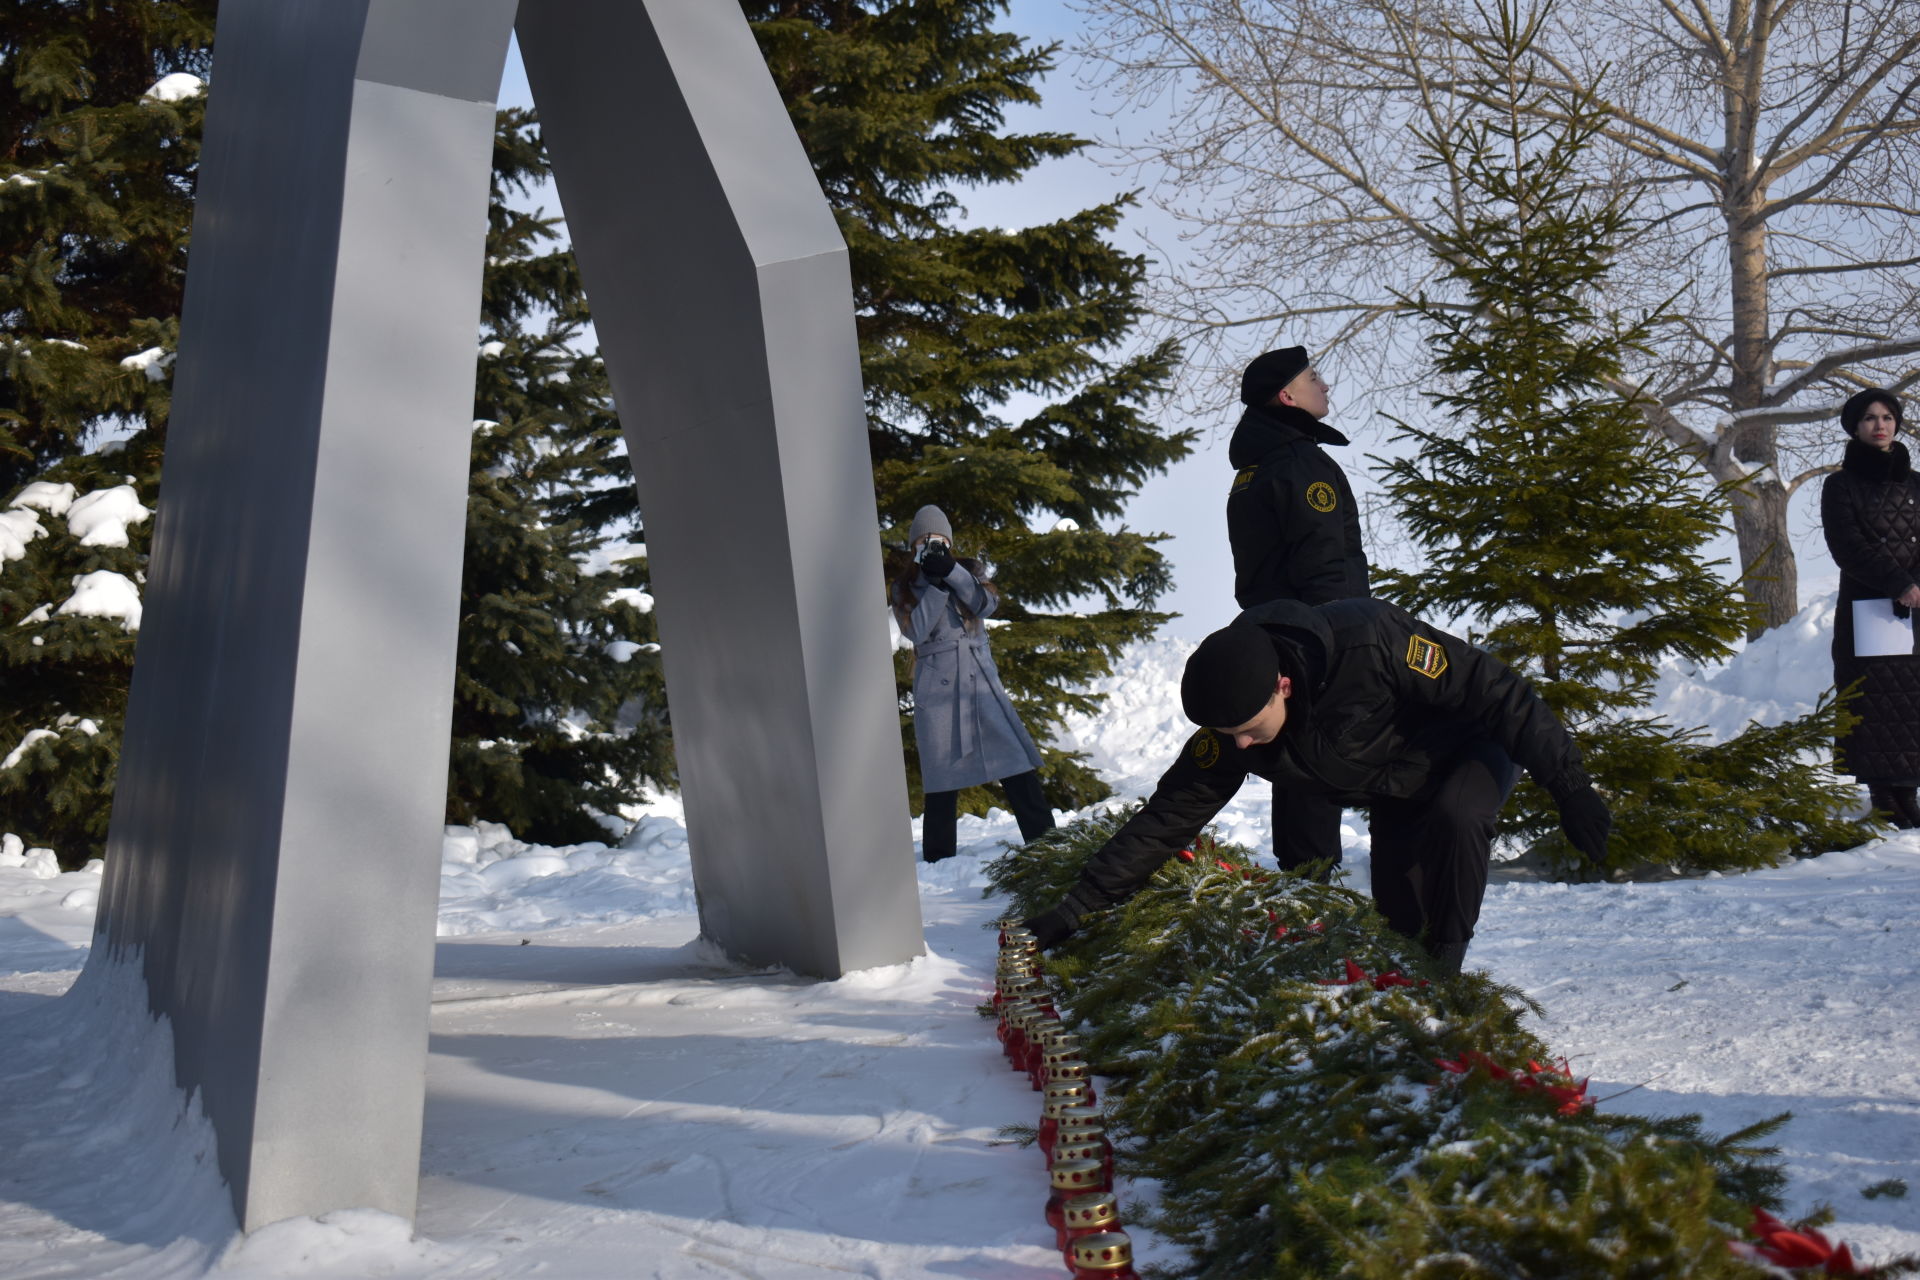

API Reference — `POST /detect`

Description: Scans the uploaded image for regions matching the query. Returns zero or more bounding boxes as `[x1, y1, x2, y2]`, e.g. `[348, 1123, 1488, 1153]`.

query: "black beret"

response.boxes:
[1239, 347, 1311, 407]
[1841, 388, 1903, 437]
[1182, 624, 1283, 727]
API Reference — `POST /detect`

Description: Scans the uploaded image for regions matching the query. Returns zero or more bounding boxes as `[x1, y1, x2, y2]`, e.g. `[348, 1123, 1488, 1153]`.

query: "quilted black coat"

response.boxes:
[1821, 439, 1920, 783]
[1057, 598, 1586, 916]
[1224, 404, 1370, 607]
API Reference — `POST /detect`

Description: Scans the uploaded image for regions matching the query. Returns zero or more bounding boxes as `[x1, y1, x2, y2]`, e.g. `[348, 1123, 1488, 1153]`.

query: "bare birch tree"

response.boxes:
[1084, 0, 1920, 632]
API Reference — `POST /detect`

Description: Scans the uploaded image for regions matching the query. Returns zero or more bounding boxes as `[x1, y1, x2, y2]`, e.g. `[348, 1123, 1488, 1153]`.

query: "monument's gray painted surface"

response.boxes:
[517, 0, 924, 977]
[92, 0, 922, 1232]
[95, 0, 515, 1229]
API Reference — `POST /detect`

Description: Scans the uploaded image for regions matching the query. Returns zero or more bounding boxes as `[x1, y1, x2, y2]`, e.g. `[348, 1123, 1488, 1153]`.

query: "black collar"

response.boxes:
[1843, 438, 1912, 482]
[1228, 403, 1350, 466]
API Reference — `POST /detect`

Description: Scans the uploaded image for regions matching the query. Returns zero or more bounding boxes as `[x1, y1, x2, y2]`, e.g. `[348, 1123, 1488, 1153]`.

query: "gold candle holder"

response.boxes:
[1049, 1157, 1107, 1196]
[1063, 1189, 1120, 1234]
[1070, 1230, 1136, 1274]
[1043, 1079, 1093, 1110]
[1056, 1104, 1105, 1137]
[1051, 1133, 1108, 1167]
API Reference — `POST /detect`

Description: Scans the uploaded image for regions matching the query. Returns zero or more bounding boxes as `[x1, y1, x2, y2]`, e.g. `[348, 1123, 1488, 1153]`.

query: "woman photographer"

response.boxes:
[892, 505, 1055, 862]
[1822, 388, 1920, 828]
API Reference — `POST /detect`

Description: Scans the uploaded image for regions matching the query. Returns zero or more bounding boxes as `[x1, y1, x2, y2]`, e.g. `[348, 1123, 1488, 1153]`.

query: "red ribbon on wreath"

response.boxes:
[1728, 1207, 1864, 1275]
[1433, 1050, 1591, 1116]
[1317, 958, 1426, 991]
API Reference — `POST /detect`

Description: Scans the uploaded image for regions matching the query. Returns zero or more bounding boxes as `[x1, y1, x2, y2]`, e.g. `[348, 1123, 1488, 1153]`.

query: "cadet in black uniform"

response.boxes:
[1022, 599, 1612, 973]
[1225, 347, 1369, 875]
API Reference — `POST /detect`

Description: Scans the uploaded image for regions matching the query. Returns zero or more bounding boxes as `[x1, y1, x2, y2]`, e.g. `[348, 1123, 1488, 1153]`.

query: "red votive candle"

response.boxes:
[1045, 1159, 1108, 1246]
[1059, 1189, 1121, 1256]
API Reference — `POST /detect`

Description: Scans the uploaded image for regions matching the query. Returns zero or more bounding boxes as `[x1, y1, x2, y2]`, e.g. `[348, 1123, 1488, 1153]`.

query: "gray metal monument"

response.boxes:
[92, 0, 923, 1232]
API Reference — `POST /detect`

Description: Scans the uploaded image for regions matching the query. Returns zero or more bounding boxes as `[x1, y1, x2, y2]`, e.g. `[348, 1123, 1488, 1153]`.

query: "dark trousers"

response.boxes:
[1272, 786, 1345, 877]
[1366, 740, 1518, 950]
[922, 770, 1055, 862]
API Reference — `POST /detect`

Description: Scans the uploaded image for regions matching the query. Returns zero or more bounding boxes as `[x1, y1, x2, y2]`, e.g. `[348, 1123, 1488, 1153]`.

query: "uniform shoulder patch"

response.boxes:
[1230, 466, 1257, 494]
[1305, 480, 1338, 512]
[1189, 730, 1222, 769]
[1405, 635, 1448, 679]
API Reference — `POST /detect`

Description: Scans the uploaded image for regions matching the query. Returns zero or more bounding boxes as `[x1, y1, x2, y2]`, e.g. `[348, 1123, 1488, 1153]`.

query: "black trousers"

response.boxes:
[1366, 740, 1519, 949]
[922, 770, 1055, 862]
[1272, 786, 1344, 877]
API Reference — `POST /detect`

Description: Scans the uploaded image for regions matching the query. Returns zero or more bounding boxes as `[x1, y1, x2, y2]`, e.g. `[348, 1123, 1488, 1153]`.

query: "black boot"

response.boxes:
[1000, 770, 1056, 844]
[1868, 786, 1919, 830]
[921, 790, 958, 862]
[1893, 787, 1920, 830]
[1427, 939, 1470, 977]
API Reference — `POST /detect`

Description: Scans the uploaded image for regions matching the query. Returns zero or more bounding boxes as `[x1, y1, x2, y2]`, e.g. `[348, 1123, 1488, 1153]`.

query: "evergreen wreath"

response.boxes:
[987, 812, 1919, 1278]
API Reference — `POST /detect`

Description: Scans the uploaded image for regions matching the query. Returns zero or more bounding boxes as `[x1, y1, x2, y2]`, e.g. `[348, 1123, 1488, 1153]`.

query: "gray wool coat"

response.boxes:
[897, 564, 1044, 793]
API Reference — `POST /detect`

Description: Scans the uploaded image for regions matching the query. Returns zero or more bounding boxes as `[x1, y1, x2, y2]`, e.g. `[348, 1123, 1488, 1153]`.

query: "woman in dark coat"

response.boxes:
[892, 505, 1055, 862]
[1821, 388, 1920, 827]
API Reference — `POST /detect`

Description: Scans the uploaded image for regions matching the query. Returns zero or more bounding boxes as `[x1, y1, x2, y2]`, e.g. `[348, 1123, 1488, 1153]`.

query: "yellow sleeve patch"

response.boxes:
[1230, 466, 1257, 494]
[1189, 730, 1222, 769]
[1406, 635, 1448, 679]
[1305, 481, 1338, 512]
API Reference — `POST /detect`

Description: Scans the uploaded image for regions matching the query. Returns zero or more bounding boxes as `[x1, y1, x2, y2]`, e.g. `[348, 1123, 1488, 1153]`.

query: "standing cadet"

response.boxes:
[1225, 347, 1369, 874]
[1021, 599, 1611, 973]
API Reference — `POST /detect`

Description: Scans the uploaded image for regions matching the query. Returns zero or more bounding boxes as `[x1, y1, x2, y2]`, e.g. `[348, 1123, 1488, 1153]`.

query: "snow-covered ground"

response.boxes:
[2, 592, 1917, 1276]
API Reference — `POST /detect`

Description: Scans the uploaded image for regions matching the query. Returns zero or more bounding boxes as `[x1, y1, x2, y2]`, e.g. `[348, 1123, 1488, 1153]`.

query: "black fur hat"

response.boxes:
[1841, 388, 1903, 437]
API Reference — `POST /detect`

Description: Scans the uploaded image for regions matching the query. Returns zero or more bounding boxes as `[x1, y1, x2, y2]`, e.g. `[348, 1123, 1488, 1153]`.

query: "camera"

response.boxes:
[913, 535, 951, 564]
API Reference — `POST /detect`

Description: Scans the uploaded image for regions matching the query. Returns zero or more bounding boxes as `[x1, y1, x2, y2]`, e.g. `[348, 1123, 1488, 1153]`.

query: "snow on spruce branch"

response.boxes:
[143, 73, 205, 102]
[55, 572, 143, 631]
[118, 347, 173, 383]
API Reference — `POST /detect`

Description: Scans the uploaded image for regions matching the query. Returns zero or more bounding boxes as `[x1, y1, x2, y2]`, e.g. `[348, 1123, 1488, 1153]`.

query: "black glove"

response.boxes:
[919, 546, 957, 582]
[1022, 902, 1081, 950]
[1551, 782, 1612, 866]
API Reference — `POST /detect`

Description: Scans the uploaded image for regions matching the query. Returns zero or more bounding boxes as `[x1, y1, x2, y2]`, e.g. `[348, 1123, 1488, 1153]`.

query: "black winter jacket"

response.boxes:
[1821, 439, 1920, 783]
[1225, 404, 1370, 608]
[1823, 439, 1920, 659]
[1063, 598, 1585, 915]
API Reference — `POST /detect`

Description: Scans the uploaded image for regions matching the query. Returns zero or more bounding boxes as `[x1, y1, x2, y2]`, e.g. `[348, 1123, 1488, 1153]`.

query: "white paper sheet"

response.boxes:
[1853, 598, 1915, 657]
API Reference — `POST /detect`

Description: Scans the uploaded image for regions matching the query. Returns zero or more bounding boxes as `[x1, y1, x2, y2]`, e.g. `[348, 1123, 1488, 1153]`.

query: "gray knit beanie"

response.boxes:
[908, 504, 953, 545]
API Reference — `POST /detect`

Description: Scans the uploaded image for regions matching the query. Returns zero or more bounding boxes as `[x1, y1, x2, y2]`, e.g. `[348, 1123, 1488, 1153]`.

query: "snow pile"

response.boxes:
[119, 346, 174, 382]
[0, 507, 45, 564]
[0, 951, 234, 1279]
[220, 1210, 469, 1277]
[11, 480, 78, 517]
[145, 73, 206, 102]
[0, 481, 76, 566]
[1056, 635, 1197, 789]
[2, 729, 60, 773]
[602, 586, 653, 613]
[65, 483, 150, 547]
[436, 806, 701, 937]
[56, 568, 144, 629]
[1649, 591, 1839, 740]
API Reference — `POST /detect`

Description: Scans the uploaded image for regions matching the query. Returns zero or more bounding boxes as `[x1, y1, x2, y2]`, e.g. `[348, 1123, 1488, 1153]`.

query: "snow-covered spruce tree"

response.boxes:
[448, 109, 673, 845]
[0, 2, 211, 866]
[746, 0, 1194, 811]
[2, 59, 668, 859]
[1371, 4, 1870, 876]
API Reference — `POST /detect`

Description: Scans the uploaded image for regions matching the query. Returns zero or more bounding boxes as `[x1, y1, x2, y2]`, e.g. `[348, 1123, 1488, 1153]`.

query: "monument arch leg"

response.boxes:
[94, 0, 518, 1229]
[92, 0, 921, 1232]
[515, 0, 924, 978]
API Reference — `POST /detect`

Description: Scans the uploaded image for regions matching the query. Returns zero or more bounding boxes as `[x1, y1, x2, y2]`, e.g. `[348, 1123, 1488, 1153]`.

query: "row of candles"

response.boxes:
[996, 924, 1141, 1279]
